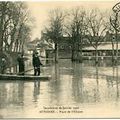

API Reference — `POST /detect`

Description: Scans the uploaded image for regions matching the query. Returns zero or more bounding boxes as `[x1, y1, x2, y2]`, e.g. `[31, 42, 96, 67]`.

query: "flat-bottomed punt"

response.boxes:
[0, 74, 51, 81]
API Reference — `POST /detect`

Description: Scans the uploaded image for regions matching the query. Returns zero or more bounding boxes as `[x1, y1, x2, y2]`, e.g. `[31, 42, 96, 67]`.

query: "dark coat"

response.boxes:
[32, 56, 42, 67]
[17, 56, 25, 73]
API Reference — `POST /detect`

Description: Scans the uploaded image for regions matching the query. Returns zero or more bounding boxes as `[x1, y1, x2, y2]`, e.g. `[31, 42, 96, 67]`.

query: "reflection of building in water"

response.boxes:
[33, 80, 40, 102]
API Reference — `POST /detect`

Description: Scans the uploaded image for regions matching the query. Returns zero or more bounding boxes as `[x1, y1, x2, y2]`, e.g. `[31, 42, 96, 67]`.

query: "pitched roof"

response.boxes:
[83, 43, 120, 50]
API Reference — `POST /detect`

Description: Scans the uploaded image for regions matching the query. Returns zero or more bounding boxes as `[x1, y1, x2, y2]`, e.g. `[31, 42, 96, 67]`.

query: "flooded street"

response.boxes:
[0, 59, 120, 118]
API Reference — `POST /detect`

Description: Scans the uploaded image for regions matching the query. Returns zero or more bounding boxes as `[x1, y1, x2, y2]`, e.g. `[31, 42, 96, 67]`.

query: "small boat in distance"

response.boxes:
[0, 74, 51, 81]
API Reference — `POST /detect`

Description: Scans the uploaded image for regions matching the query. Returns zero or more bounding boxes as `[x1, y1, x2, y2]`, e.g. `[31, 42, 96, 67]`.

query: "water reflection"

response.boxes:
[48, 63, 62, 105]
[71, 62, 101, 103]
[33, 80, 40, 102]
[1, 59, 120, 118]
[0, 83, 7, 108]
[116, 66, 119, 99]
[54, 63, 60, 81]
[12, 81, 24, 106]
[106, 65, 120, 101]
[94, 64, 100, 102]
[72, 63, 84, 103]
[0, 81, 24, 108]
[49, 80, 61, 105]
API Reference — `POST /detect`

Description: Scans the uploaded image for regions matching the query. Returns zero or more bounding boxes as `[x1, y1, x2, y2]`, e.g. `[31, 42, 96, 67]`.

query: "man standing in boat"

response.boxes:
[32, 51, 43, 76]
[17, 53, 25, 75]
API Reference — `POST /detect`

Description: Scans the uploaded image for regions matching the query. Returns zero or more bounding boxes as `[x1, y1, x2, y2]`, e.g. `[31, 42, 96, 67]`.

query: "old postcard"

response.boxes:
[0, 0, 120, 119]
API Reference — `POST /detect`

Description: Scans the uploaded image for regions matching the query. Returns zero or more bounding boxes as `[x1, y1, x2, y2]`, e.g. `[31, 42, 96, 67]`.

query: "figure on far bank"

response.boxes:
[17, 53, 25, 75]
[32, 51, 43, 76]
[0, 58, 7, 74]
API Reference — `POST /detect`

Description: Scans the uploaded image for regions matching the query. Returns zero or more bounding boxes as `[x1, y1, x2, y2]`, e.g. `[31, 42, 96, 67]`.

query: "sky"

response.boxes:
[26, 0, 119, 41]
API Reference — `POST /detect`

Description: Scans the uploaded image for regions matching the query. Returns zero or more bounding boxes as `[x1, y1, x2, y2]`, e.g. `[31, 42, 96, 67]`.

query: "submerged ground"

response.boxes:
[0, 58, 120, 118]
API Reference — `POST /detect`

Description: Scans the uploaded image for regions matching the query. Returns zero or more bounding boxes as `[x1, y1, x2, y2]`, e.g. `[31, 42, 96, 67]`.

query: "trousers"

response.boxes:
[34, 67, 40, 76]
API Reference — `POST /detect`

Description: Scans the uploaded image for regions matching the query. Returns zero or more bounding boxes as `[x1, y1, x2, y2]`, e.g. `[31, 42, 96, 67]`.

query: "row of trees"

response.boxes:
[0, 2, 32, 54]
[42, 7, 118, 63]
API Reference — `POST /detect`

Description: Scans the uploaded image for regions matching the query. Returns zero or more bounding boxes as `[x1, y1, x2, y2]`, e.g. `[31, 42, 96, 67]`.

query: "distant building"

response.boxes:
[82, 43, 120, 59]
[81, 32, 120, 59]
[26, 38, 40, 53]
[105, 31, 120, 42]
[26, 38, 54, 58]
[27, 32, 120, 59]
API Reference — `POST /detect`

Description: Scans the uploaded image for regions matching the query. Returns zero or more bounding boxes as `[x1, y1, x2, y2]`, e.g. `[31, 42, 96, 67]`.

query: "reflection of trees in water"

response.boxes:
[71, 63, 100, 103]
[54, 63, 60, 81]
[85, 64, 100, 102]
[49, 80, 61, 105]
[18, 81, 24, 105]
[33, 80, 40, 102]
[48, 63, 61, 105]
[93, 64, 100, 102]
[116, 66, 119, 99]
[106, 65, 120, 100]
[72, 63, 84, 103]
[0, 81, 24, 108]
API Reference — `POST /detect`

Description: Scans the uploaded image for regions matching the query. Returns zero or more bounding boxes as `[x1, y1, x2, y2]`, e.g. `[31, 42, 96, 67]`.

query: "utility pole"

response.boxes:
[115, 12, 118, 62]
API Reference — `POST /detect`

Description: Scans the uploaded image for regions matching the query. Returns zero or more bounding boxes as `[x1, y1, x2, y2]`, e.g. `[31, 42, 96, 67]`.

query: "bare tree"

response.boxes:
[65, 7, 86, 62]
[0, 2, 32, 54]
[85, 9, 107, 63]
[0, 2, 10, 52]
[11, 2, 32, 53]
[44, 8, 65, 63]
[0, 1, 32, 71]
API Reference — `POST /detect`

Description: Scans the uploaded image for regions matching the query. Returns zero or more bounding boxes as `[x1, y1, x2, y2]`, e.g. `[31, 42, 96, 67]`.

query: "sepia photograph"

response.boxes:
[0, 0, 120, 119]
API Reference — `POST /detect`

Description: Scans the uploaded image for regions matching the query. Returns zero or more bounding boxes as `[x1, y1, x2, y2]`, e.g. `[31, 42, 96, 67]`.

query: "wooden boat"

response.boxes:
[0, 74, 51, 81]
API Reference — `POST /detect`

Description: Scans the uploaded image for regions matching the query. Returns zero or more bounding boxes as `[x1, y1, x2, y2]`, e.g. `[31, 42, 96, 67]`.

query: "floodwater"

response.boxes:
[0, 59, 120, 118]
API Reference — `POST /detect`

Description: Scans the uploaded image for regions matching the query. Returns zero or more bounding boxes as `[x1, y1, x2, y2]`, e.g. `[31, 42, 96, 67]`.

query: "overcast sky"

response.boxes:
[27, 1, 117, 41]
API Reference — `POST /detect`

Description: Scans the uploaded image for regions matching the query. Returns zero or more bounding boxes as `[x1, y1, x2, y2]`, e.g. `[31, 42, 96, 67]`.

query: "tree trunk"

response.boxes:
[115, 30, 118, 64]
[71, 43, 75, 61]
[111, 40, 115, 64]
[116, 66, 119, 98]
[55, 43, 58, 63]
[95, 47, 98, 64]
[79, 48, 82, 63]
[114, 12, 118, 65]
[78, 38, 83, 63]
[71, 49, 74, 61]
[0, 10, 4, 52]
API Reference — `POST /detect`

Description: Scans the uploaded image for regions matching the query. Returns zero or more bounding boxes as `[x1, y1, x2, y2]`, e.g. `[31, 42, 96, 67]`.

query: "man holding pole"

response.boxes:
[32, 51, 43, 76]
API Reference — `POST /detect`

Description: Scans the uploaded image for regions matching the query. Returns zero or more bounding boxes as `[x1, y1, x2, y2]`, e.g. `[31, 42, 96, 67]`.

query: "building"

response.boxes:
[82, 42, 120, 59]
[26, 38, 54, 58]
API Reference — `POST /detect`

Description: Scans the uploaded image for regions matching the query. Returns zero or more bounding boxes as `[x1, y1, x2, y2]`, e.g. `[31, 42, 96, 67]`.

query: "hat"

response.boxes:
[35, 51, 38, 54]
